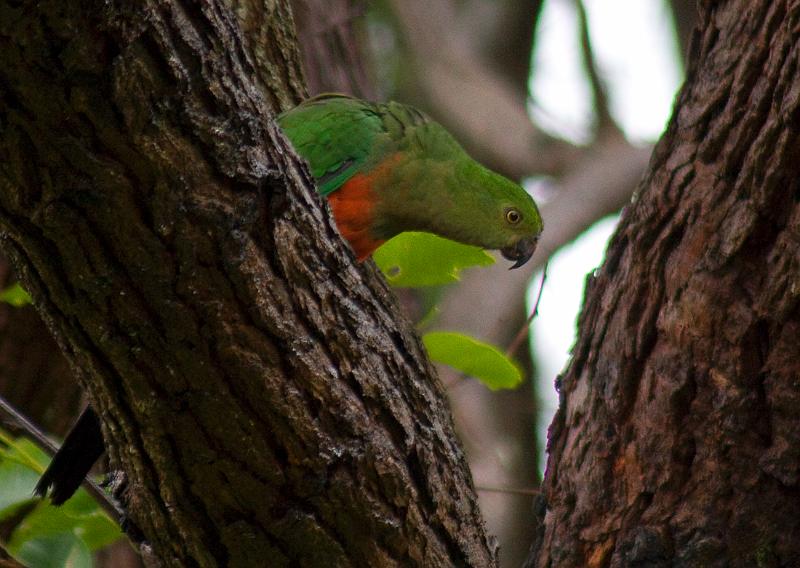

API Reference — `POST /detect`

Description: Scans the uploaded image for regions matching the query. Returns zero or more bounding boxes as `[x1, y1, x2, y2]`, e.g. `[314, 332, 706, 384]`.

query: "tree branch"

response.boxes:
[461, 0, 546, 99]
[388, 0, 579, 181]
[574, 0, 618, 135]
[291, 0, 377, 98]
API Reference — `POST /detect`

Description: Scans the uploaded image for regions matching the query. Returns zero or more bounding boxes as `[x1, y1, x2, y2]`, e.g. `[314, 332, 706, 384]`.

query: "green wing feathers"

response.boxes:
[278, 95, 390, 196]
[277, 94, 452, 195]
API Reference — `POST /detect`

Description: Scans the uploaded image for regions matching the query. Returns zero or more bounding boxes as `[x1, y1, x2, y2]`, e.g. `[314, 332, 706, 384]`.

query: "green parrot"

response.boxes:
[34, 95, 543, 509]
[278, 94, 543, 268]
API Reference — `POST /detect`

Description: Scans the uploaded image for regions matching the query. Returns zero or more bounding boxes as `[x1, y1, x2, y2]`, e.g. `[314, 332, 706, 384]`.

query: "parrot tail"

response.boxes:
[35, 406, 105, 505]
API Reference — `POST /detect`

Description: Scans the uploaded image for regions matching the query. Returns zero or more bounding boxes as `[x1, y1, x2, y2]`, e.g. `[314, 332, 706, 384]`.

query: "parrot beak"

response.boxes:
[501, 236, 539, 269]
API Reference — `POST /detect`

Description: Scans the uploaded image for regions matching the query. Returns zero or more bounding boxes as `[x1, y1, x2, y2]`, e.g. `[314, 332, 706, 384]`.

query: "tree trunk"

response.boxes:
[0, 1, 495, 566]
[528, 2, 800, 566]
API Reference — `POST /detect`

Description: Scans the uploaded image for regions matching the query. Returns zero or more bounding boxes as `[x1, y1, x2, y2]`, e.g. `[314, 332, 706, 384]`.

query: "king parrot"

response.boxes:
[278, 94, 543, 268]
[34, 95, 543, 507]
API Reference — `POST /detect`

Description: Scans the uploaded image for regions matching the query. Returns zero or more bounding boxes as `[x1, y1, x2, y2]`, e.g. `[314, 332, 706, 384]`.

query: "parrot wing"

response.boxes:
[278, 94, 393, 196]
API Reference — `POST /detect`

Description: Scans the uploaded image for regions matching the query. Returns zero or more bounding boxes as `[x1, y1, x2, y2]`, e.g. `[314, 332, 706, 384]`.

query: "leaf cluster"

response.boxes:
[374, 232, 523, 389]
[0, 432, 123, 568]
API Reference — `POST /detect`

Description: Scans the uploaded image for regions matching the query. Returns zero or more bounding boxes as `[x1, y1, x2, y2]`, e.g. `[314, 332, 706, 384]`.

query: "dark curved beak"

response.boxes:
[501, 236, 539, 269]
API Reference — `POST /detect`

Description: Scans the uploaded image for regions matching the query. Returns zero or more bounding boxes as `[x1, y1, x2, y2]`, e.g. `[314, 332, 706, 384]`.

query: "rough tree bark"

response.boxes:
[529, 2, 800, 566]
[0, 1, 496, 566]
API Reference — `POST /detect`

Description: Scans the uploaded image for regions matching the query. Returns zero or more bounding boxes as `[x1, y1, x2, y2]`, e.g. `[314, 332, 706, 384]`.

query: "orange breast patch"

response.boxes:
[327, 173, 385, 260]
[326, 153, 403, 260]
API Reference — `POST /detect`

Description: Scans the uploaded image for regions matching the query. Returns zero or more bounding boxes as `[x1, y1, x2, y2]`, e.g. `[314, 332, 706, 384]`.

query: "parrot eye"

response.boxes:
[505, 208, 522, 225]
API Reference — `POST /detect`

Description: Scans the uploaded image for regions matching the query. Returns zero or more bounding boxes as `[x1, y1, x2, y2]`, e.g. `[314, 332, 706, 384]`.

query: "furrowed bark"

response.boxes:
[0, 1, 495, 566]
[529, 2, 800, 567]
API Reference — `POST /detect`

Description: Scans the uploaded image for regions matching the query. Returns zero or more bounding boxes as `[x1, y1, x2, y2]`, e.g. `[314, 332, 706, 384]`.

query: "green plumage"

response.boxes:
[278, 94, 390, 196]
[278, 94, 543, 267]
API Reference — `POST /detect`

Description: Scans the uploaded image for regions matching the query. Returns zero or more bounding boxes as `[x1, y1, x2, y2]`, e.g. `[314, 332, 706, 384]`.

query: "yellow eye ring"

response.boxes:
[505, 208, 522, 225]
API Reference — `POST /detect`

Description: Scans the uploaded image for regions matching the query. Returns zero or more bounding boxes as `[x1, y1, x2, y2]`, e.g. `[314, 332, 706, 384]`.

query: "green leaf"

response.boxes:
[0, 459, 39, 521]
[422, 331, 522, 390]
[0, 437, 49, 520]
[10, 531, 92, 568]
[0, 283, 32, 307]
[7, 488, 123, 555]
[0, 431, 124, 563]
[59, 492, 122, 551]
[373, 232, 494, 287]
[3, 436, 50, 473]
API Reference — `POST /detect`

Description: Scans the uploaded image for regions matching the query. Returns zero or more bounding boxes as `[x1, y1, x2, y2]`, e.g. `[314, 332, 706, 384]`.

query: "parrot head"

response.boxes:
[386, 156, 543, 269]
[498, 197, 542, 269]
[373, 159, 542, 269]
[364, 121, 543, 269]
[485, 202, 542, 270]
[485, 173, 542, 269]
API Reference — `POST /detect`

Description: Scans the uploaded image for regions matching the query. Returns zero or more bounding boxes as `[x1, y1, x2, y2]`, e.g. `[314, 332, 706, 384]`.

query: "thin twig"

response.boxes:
[0, 542, 26, 567]
[574, 0, 618, 133]
[475, 484, 541, 497]
[0, 395, 59, 457]
[444, 261, 548, 390]
[506, 260, 549, 358]
[443, 368, 475, 391]
[0, 395, 123, 525]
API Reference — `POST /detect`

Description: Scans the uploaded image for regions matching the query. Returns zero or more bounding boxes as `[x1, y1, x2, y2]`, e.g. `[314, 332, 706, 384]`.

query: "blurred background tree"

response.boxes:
[0, 1, 691, 566]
